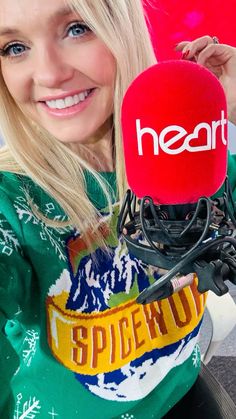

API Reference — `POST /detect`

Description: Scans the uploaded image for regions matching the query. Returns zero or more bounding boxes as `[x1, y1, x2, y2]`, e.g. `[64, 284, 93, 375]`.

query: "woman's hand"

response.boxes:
[176, 36, 236, 124]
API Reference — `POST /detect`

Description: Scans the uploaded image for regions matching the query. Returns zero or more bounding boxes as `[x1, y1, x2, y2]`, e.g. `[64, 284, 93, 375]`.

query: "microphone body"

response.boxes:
[119, 61, 236, 303]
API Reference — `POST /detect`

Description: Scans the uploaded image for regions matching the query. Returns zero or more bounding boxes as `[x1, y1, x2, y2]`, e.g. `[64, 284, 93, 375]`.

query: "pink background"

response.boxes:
[144, 0, 236, 61]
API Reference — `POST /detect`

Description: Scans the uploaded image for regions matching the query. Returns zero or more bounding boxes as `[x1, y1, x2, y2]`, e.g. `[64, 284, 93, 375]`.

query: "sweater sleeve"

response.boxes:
[0, 191, 33, 414]
[227, 153, 236, 197]
[212, 152, 236, 200]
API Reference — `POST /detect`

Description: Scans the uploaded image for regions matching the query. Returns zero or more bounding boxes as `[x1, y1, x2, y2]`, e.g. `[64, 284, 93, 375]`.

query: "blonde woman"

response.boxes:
[0, 1, 236, 418]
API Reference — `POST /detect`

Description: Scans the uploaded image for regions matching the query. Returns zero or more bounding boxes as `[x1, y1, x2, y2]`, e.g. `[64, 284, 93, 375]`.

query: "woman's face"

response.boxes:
[0, 0, 116, 145]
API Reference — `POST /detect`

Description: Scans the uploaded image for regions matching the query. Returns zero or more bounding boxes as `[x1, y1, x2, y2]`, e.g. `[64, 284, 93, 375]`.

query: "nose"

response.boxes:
[33, 45, 74, 88]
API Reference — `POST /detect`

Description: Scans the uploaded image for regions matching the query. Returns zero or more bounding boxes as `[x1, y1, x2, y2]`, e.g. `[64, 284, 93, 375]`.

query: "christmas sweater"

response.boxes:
[1, 155, 236, 419]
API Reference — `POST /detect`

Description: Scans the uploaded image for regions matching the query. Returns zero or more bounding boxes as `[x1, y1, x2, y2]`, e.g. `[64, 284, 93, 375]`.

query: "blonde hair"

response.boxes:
[0, 0, 156, 242]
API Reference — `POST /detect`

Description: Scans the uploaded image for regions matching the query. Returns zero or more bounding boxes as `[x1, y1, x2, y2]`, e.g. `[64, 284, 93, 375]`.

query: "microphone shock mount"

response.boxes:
[117, 177, 236, 303]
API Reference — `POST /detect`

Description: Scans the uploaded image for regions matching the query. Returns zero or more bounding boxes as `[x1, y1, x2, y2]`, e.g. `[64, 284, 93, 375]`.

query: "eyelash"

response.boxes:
[0, 21, 92, 59]
[67, 21, 91, 38]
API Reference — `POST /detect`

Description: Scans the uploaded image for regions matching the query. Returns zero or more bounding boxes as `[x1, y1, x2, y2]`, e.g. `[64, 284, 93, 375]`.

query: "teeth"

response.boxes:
[73, 94, 79, 105]
[46, 90, 91, 109]
[65, 96, 74, 107]
[79, 92, 86, 101]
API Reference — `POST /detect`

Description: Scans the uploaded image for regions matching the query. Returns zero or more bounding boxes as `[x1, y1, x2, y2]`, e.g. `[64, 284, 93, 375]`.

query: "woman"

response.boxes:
[0, 1, 235, 417]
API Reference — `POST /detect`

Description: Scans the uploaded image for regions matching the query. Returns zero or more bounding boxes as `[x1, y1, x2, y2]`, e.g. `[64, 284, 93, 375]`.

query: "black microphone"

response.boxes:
[118, 61, 236, 304]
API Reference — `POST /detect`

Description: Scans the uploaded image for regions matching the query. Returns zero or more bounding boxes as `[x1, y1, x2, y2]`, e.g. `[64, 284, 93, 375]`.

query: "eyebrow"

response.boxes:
[0, 5, 75, 37]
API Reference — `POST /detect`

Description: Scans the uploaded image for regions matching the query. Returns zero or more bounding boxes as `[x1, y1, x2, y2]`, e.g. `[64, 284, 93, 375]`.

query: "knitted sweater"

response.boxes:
[1, 155, 236, 419]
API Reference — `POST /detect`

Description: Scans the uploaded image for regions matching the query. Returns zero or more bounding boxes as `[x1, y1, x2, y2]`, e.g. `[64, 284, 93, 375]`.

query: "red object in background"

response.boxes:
[144, 0, 236, 61]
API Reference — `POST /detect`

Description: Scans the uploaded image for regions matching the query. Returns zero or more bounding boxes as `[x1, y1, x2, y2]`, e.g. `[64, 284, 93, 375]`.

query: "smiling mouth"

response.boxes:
[41, 88, 95, 110]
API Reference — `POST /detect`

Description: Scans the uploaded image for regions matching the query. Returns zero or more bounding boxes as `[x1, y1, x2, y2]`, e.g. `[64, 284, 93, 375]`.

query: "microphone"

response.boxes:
[118, 60, 236, 303]
[121, 60, 227, 205]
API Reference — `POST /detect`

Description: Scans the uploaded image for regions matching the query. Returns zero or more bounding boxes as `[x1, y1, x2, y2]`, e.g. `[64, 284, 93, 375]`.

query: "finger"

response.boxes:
[175, 41, 190, 51]
[197, 44, 220, 66]
[176, 35, 215, 58]
[197, 43, 231, 66]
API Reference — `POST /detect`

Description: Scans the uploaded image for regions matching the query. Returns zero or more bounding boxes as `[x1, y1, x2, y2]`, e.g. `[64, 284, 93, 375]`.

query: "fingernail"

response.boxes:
[182, 50, 190, 59]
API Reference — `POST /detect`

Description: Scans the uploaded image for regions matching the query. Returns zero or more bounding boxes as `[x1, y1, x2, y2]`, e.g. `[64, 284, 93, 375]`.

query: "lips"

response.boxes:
[38, 88, 96, 118]
[44, 89, 93, 110]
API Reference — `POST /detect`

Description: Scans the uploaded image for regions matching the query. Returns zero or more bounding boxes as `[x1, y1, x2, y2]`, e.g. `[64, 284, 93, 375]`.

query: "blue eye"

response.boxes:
[67, 22, 91, 38]
[1, 43, 27, 57]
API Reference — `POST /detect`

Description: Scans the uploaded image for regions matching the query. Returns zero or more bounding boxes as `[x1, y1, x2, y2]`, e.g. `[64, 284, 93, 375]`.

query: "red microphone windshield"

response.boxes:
[121, 60, 228, 204]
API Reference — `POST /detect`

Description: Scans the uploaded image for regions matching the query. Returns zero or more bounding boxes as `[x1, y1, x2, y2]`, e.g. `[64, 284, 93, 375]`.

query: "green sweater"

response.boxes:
[0, 155, 236, 419]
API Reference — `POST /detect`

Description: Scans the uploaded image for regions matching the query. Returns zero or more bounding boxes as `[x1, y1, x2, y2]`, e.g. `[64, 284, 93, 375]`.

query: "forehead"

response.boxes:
[0, 0, 75, 28]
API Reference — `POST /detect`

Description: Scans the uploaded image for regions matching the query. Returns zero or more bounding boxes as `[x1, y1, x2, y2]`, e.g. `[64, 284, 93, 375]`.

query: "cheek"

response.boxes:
[1, 64, 29, 104]
[79, 42, 116, 86]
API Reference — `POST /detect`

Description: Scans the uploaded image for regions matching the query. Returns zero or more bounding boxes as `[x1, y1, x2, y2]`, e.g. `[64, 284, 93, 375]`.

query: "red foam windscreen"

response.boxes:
[121, 60, 227, 204]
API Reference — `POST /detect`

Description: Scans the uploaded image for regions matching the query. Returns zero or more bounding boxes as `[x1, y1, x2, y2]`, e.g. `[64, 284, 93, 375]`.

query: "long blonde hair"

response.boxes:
[0, 0, 156, 240]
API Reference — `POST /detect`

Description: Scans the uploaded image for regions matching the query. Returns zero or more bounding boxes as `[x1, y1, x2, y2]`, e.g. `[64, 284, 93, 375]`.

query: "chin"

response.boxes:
[47, 128, 89, 146]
